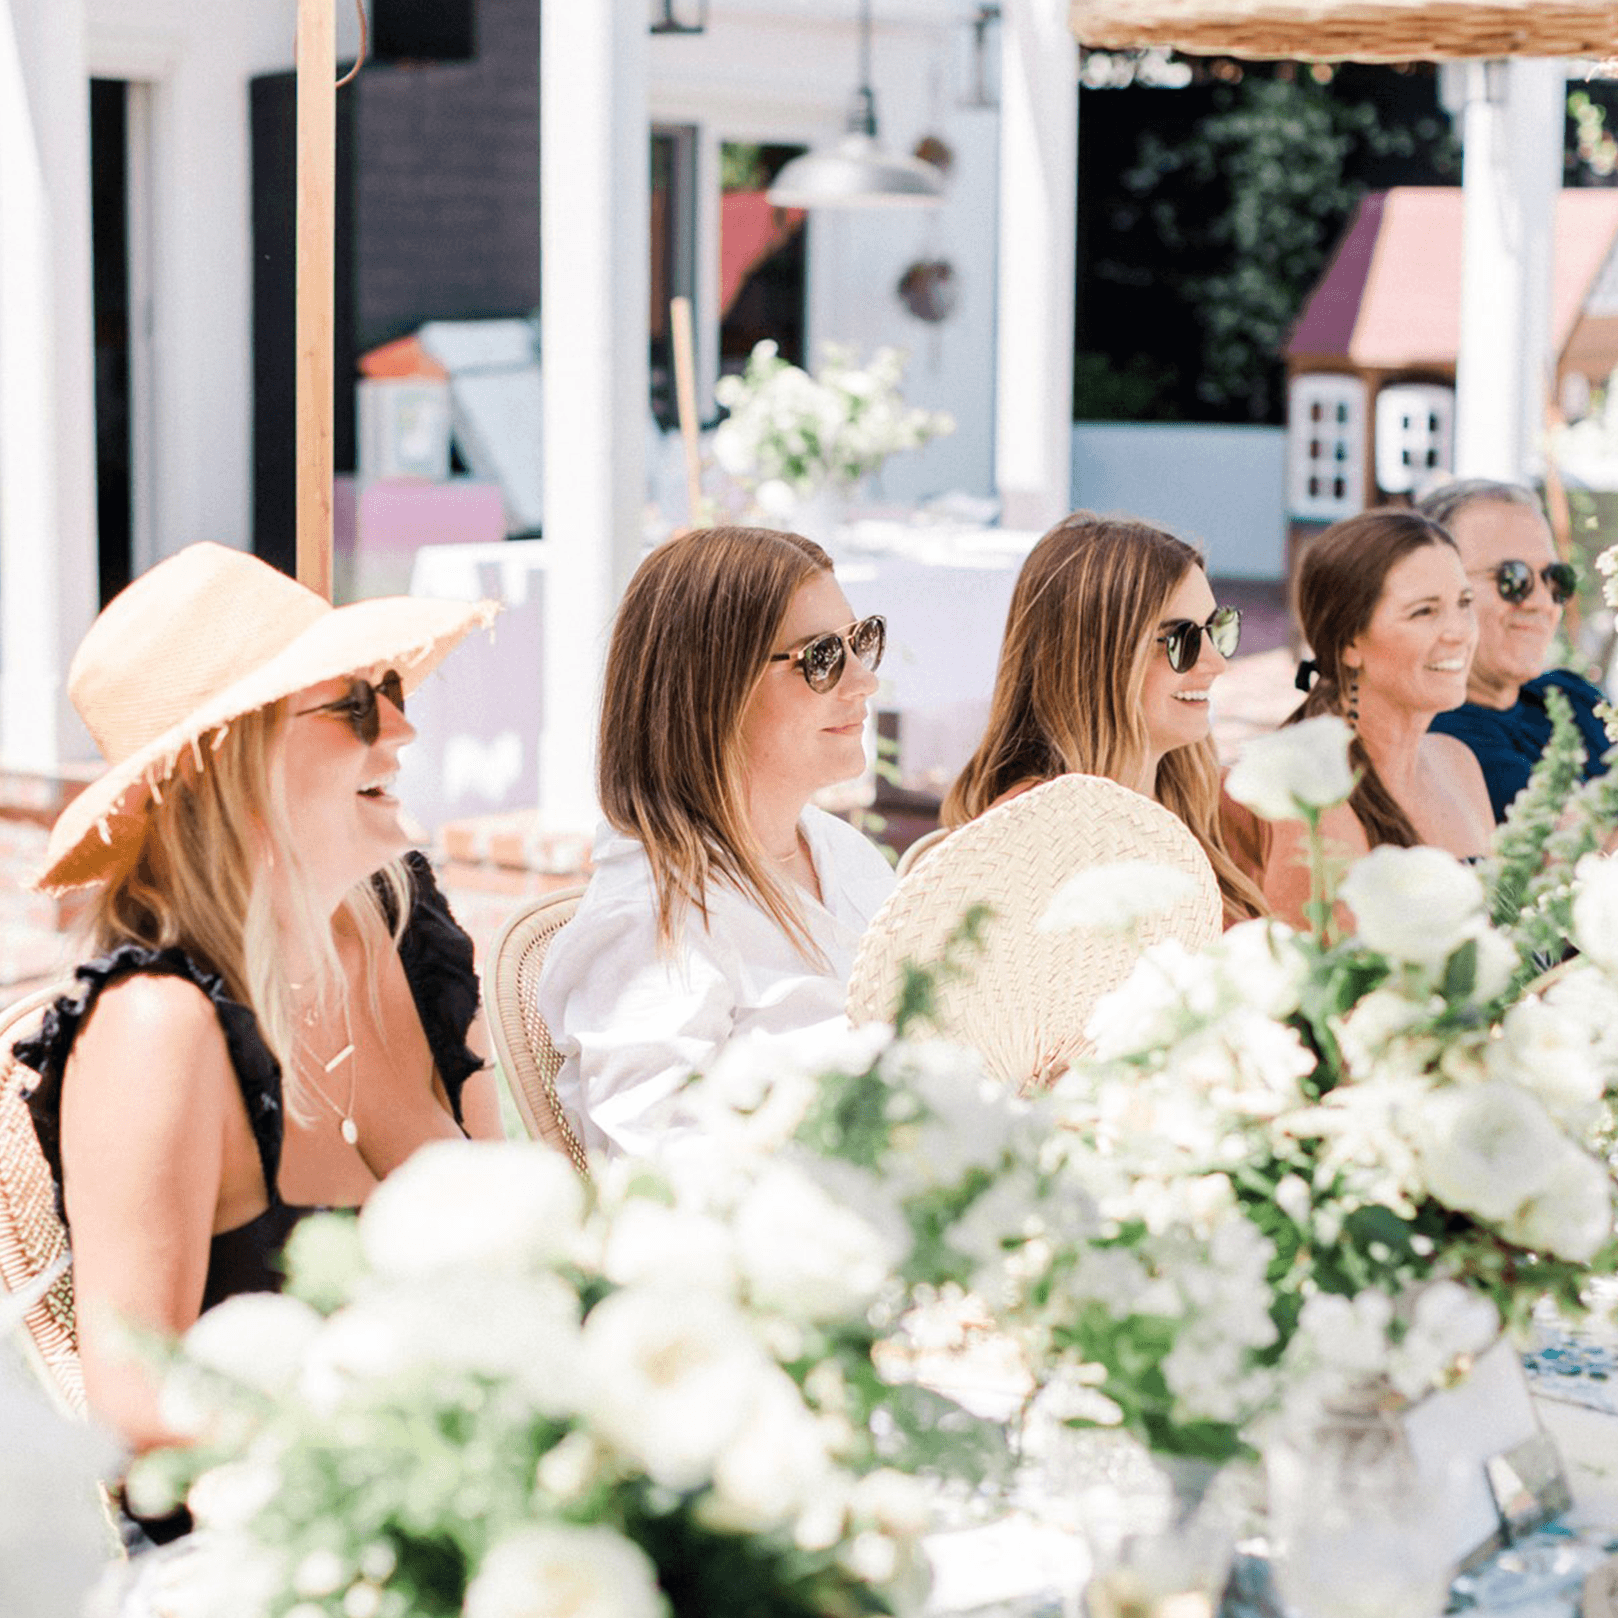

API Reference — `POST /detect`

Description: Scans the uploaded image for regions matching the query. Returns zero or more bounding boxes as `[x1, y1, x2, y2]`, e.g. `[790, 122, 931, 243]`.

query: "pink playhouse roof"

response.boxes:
[1286, 187, 1618, 371]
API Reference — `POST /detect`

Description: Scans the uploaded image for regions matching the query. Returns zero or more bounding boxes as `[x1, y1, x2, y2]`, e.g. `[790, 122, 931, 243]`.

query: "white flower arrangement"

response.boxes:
[712, 340, 954, 515]
[127, 1136, 1003, 1618]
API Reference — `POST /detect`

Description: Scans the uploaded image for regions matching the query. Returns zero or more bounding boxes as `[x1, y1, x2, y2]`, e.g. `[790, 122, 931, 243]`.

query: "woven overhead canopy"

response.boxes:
[1069, 0, 1618, 62]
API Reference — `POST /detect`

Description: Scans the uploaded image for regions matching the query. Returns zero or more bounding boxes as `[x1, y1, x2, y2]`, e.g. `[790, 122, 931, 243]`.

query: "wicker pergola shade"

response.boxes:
[1070, 0, 1618, 62]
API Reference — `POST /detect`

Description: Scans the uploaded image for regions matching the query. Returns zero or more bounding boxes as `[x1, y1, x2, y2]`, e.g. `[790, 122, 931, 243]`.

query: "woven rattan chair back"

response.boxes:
[894, 826, 950, 880]
[484, 887, 591, 1178]
[0, 983, 85, 1417]
[848, 774, 1222, 1092]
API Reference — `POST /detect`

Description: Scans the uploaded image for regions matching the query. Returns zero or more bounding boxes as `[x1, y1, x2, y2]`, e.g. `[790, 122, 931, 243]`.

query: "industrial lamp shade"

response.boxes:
[767, 132, 945, 208]
[1068, 0, 1618, 61]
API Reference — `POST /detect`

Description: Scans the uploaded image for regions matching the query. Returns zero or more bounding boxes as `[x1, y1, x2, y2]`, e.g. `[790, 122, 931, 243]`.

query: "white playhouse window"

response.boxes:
[1374, 383, 1455, 496]
[1288, 374, 1365, 521]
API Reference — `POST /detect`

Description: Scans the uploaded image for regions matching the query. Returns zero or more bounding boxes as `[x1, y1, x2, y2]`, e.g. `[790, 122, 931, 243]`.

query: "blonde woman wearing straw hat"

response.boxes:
[943, 511, 1265, 927]
[536, 526, 895, 1160]
[13, 543, 500, 1470]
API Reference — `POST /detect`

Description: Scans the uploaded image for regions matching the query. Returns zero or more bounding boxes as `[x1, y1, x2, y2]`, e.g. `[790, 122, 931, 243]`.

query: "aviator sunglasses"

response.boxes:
[296, 670, 406, 744]
[768, 614, 887, 694]
[1156, 606, 1241, 674]
[1482, 558, 1577, 607]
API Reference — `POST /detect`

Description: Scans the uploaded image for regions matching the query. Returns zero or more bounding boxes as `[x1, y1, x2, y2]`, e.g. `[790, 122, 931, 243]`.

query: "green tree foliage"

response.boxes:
[1120, 72, 1460, 421]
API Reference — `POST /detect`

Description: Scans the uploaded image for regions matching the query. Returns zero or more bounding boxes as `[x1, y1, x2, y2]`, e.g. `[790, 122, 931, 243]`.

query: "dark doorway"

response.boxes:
[90, 78, 132, 606]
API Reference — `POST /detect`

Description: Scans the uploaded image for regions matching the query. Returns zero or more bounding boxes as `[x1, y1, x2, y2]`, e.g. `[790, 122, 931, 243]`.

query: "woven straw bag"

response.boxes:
[847, 775, 1222, 1091]
[1069, 0, 1618, 61]
[482, 888, 591, 1178]
[0, 983, 85, 1417]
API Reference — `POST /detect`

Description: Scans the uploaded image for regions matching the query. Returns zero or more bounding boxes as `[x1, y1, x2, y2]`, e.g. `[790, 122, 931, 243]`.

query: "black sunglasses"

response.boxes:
[1156, 606, 1241, 674]
[1485, 558, 1577, 607]
[295, 671, 405, 744]
[768, 615, 887, 694]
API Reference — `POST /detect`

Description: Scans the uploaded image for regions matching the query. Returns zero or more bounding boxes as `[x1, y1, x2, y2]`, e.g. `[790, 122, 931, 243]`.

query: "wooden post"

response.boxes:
[295, 0, 336, 599]
[671, 296, 704, 526]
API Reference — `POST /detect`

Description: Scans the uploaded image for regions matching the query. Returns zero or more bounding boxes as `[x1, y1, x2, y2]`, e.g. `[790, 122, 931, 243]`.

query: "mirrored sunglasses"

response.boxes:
[295, 670, 406, 744]
[1156, 606, 1241, 675]
[1491, 558, 1577, 607]
[768, 615, 887, 694]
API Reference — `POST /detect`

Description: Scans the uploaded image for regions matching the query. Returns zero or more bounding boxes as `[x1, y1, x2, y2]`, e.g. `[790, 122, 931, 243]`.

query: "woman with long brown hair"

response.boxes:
[1258, 508, 1494, 926]
[536, 526, 895, 1159]
[943, 511, 1264, 926]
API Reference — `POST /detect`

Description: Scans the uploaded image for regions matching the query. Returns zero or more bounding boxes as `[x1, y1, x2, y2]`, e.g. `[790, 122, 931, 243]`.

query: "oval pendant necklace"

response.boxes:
[301, 1000, 360, 1146]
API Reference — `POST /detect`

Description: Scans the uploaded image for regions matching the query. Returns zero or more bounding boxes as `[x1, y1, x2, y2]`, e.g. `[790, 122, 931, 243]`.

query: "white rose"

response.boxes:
[733, 1161, 901, 1321]
[1415, 1082, 1566, 1222]
[359, 1141, 586, 1278]
[1573, 853, 1618, 973]
[704, 1370, 837, 1532]
[185, 1457, 283, 1532]
[463, 1526, 666, 1618]
[178, 1292, 323, 1396]
[579, 1288, 770, 1489]
[1224, 716, 1355, 821]
[601, 1200, 737, 1297]
[1489, 999, 1607, 1129]
[299, 1272, 583, 1416]
[1040, 859, 1200, 934]
[1339, 846, 1486, 971]
[1501, 1147, 1614, 1262]
[1216, 919, 1309, 1018]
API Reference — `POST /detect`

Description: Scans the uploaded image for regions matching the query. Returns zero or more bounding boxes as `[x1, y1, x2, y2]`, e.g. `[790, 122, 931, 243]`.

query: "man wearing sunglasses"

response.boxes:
[1417, 480, 1610, 820]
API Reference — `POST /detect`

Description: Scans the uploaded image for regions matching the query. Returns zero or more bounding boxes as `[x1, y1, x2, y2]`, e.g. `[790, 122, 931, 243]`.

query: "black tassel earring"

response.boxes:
[1345, 668, 1360, 726]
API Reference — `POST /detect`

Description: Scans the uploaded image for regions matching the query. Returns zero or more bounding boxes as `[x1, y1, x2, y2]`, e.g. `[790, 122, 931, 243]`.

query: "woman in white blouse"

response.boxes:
[537, 525, 896, 1158]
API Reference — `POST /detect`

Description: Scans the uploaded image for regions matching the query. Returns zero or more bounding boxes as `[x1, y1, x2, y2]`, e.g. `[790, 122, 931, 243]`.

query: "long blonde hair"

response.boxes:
[88, 702, 409, 1114]
[944, 511, 1265, 925]
[598, 525, 833, 960]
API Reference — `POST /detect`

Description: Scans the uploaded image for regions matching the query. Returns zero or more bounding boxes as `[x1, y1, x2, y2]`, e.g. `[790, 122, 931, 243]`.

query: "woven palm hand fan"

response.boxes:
[847, 774, 1222, 1092]
[1068, 0, 1618, 61]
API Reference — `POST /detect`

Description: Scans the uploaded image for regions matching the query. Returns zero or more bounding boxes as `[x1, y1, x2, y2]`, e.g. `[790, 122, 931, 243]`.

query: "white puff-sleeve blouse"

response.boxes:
[535, 806, 896, 1160]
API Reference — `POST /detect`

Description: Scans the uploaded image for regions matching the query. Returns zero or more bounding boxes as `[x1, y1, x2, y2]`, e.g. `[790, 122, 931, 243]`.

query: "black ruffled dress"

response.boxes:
[13, 853, 483, 1537]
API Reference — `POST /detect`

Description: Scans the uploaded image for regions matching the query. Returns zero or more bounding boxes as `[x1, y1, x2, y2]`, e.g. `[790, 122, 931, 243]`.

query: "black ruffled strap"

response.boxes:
[13, 946, 285, 1223]
[393, 852, 485, 1126]
[1295, 656, 1320, 693]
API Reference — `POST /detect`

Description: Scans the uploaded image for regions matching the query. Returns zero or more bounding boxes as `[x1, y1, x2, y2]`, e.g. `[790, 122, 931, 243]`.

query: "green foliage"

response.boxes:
[1483, 686, 1618, 973]
[1122, 74, 1459, 420]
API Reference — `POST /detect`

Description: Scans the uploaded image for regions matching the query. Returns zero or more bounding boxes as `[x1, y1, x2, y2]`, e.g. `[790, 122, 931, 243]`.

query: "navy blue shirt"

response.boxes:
[1429, 668, 1612, 822]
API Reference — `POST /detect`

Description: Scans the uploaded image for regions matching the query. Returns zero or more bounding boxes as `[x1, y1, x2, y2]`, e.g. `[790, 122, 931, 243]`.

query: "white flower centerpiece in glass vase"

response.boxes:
[126, 1131, 1012, 1618]
[712, 340, 954, 547]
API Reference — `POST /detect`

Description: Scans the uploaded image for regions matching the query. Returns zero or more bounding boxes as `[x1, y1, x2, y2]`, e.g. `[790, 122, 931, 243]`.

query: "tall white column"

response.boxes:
[0, 0, 99, 771]
[539, 2, 648, 829]
[1454, 58, 1564, 481]
[994, 0, 1077, 532]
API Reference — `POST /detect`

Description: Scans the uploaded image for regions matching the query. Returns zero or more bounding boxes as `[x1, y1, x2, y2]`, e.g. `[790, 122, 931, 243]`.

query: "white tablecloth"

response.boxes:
[834, 520, 1042, 796]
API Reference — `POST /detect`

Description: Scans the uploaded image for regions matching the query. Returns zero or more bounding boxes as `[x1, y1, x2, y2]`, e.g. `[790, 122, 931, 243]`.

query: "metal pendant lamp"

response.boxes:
[767, 0, 945, 209]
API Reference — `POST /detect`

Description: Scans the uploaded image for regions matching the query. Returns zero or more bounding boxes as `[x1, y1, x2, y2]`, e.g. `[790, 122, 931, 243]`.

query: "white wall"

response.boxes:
[651, 7, 1000, 504]
[1071, 422, 1288, 580]
[84, 0, 363, 563]
[0, 0, 358, 768]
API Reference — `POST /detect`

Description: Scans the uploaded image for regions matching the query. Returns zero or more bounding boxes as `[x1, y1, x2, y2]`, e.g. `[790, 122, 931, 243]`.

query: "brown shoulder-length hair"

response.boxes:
[1288, 507, 1459, 850]
[599, 524, 833, 958]
[943, 510, 1265, 926]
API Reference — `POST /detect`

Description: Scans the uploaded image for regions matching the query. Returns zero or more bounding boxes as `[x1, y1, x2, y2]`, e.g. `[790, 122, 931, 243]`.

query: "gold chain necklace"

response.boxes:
[299, 998, 360, 1146]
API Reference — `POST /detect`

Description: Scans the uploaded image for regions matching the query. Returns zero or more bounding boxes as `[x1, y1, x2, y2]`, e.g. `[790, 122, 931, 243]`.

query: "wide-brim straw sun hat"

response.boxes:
[847, 773, 1223, 1091]
[38, 542, 498, 894]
